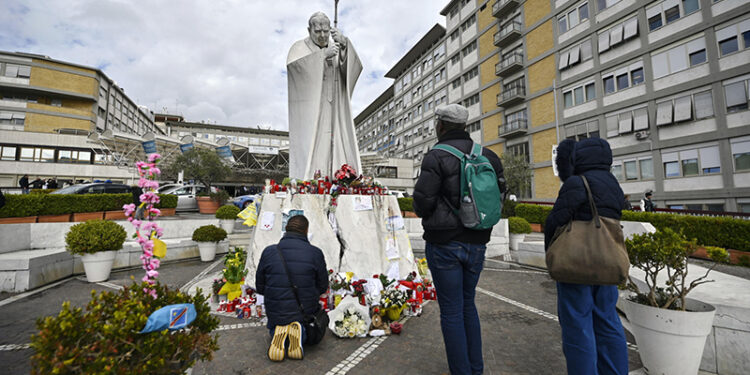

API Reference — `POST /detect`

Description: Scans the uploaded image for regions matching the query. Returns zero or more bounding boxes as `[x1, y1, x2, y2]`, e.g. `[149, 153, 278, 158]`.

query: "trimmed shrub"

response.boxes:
[215, 205, 240, 220]
[515, 203, 553, 225]
[30, 189, 56, 194]
[508, 216, 532, 234]
[502, 199, 517, 218]
[398, 197, 414, 212]
[210, 190, 230, 205]
[155, 194, 178, 209]
[38, 194, 79, 216]
[65, 220, 127, 255]
[30, 282, 219, 375]
[192, 225, 227, 243]
[0, 194, 44, 218]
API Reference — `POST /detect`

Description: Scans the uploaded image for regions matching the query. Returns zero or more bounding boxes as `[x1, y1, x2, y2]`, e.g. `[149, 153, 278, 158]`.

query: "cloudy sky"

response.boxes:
[0, 0, 447, 131]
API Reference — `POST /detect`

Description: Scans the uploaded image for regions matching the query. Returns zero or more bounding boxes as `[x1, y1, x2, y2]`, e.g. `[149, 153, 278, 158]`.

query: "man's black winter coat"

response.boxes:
[413, 129, 504, 245]
[256, 232, 328, 328]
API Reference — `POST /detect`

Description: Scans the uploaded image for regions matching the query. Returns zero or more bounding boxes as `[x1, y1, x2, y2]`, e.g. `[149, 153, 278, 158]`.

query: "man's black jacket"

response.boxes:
[256, 231, 328, 328]
[413, 129, 504, 245]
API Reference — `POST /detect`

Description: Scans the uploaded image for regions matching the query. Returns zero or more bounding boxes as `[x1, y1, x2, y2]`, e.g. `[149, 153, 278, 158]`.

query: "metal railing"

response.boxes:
[495, 53, 523, 74]
[498, 119, 528, 136]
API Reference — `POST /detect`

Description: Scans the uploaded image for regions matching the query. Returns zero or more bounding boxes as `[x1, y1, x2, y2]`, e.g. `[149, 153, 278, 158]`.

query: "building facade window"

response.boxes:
[462, 66, 478, 82]
[715, 19, 750, 57]
[612, 157, 653, 182]
[467, 121, 481, 133]
[651, 36, 707, 79]
[647, 0, 701, 32]
[602, 61, 644, 95]
[662, 146, 721, 178]
[598, 16, 638, 53]
[724, 78, 750, 113]
[0, 145, 16, 161]
[0, 111, 25, 125]
[564, 120, 599, 140]
[655, 90, 714, 126]
[563, 81, 595, 108]
[559, 39, 593, 70]
[596, 0, 621, 12]
[731, 139, 750, 171]
[559, 2, 589, 33]
[3, 64, 31, 78]
[460, 14, 476, 32]
[606, 106, 649, 136]
[463, 93, 479, 107]
[461, 40, 477, 57]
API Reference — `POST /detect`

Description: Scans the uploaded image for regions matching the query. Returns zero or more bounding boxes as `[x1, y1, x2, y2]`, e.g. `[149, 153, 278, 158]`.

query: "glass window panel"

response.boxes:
[559, 17, 568, 33]
[705, 204, 724, 212]
[683, 0, 699, 14]
[682, 158, 699, 176]
[574, 87, 584, 105]
[744, 31, 750, 50]
[585, 83, 595, 101]
[694, 91, 714, 118]
[579, 4, 589, 20]
[604, 76, 615, 94]
[631, 68, 644, 85]
[624, 161, 638, 180]
[1, 146, 16, 160]
[597, 0, 607, 11]
[664, 6, 680, 23]
[689, 50, 706, 66]
[78, 151, 91, 162]
[58, 150, 72, 162]
[725, 82, 748, 108]
[664, 161, 680, 177]
[564, 91, 573, 107]
[735, 152, 750, 171]
[616, 74, 629, 90]
[640, 159, 654, 179]
[719, 37, 739, 56]
[649, 15, 663, 31]
[569, 9, 579, 28]
[612, 164, 624, 181]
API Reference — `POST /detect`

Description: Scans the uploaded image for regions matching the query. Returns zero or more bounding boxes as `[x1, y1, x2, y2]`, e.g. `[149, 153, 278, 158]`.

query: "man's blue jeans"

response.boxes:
[426, 241, 486, 375]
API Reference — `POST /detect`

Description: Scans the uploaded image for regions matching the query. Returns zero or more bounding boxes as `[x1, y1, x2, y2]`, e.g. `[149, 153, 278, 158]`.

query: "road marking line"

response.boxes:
[0, 278, 72, 308]
[483, 268, 547, 275]
[215, 322, 261, 331]
[477, 287, 639, 352]
[180, 257, 224, 293]
[0, 344, 30, 351]
[96, 281, 124, 290]
[325, 302, 428, 374]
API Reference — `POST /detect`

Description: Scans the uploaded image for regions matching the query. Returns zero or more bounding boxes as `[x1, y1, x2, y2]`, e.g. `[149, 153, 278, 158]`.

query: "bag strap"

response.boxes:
[469, 143, 482, 159]
[579, 175, 601, 228]
[275, 243, 306, 315]
[432, 144, 464, 160]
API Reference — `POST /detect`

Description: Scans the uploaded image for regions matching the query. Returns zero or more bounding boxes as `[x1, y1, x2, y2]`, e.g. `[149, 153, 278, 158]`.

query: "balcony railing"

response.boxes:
[498, 119, 528, 138]
[496, 85, 526, 107]
[493, 21, 522, 47]
[493, 0, 520, 18]
[495, 53, 524, 77]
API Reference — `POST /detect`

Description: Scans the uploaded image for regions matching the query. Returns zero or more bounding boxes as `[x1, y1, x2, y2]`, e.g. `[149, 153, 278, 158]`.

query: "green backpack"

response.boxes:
[433, 143, 502, 230]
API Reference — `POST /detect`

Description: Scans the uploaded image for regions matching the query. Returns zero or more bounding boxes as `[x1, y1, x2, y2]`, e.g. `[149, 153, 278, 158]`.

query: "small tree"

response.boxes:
[501, 152, 532, 199]
[164, 148, 231, 191]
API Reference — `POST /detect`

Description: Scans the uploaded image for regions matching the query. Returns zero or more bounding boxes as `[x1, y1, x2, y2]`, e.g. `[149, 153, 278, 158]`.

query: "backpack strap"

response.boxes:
[432, 144, 464, 160]
[469, 143, 482, 159]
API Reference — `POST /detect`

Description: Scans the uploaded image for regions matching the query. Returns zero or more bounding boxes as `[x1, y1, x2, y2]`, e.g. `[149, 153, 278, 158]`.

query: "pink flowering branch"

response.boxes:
[123, 153, 164, 299]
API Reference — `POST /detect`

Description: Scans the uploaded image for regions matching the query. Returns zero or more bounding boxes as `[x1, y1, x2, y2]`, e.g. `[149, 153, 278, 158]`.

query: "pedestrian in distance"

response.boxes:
[256, 215, 328, 362]
[544, 138, 629, 375]
[30, 177, 44, 190]
[413, 103, 505, 375]
[640, 191, 655, 212]
[19, 174, 30, 194]
[623, 194, 633, 211]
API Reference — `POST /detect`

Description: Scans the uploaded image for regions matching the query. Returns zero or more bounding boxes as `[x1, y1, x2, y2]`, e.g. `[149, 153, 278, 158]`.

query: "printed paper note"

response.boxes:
[353, 196, 373, 211]
[260, 212, 275, 231]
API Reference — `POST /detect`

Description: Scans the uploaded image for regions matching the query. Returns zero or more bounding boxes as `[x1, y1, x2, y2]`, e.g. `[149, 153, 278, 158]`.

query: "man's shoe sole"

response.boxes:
[268, 325, 288, 362]
[287, 322, 304, 360]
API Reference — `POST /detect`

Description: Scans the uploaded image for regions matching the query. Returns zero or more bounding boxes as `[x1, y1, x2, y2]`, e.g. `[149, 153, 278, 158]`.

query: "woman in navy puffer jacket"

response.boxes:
[544, 138, 628, 375]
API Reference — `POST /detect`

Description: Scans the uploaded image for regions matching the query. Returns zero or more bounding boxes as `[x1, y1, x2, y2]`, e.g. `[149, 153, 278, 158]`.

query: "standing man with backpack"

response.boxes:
[413, 104, 504, 375]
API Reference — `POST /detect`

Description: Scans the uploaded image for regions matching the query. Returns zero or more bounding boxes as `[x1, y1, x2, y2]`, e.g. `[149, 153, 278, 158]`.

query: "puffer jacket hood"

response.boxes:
[556, 139, 576, 182]
[572, 138, 613, 175]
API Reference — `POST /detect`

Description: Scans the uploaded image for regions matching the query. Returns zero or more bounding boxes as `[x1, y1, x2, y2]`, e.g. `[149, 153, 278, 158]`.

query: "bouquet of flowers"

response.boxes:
[381, 287, 409, 309]
[334, 163, 359, 186]
[222, 251, 247, 284]
[329, 270, 349, 292]
[329, 296, 371, 338]
[212, 278, 225, 295]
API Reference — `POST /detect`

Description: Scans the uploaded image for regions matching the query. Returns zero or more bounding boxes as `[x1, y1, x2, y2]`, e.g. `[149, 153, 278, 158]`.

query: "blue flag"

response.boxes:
[140, 303, 197, 333]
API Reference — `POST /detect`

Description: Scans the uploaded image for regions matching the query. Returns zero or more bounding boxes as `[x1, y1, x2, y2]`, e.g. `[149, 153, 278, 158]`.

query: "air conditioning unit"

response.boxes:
[634, 131, 650, 140]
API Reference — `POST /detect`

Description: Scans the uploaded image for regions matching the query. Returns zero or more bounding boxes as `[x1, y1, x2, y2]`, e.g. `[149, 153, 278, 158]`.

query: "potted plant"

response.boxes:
[65, 219, 127, 282]
[192, 225, 227, 262]
[163, 148, 231, 214]
[217, 248, 248, 301]
[621, 228, 729, 375]
[215, 205, 240, 234]
[381, 287, 408, 321]
[507, 216, 531, 250]
[30, 281, 219, 374]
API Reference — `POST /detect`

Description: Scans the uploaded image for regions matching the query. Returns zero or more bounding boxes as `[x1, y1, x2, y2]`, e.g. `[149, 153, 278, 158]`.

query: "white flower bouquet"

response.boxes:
[328, 296, 371, 338]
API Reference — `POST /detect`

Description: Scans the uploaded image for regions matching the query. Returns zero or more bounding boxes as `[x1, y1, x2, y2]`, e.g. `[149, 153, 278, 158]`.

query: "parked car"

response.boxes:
[160, 184, 207, 211]
[51, 182, 131, 195]
[157, 183, 182, 193]
[231, 194, 259, 209]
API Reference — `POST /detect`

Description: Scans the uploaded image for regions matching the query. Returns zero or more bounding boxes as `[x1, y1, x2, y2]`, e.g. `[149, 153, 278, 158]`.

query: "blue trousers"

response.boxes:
[426, 241, 486, 375]
[557, 283, 628, 375]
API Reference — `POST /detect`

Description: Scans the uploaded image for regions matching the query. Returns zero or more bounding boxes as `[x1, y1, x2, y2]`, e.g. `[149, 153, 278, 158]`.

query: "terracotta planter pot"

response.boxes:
[529, 223, 542, 232]
[402, 211, 418, 218]
[692, 246, 748, 265]
[0, 216, 38, 224]
[37, 214, 72, 223]
[196, 197, 220, 214]
[104, 211, 127, 220]
[160, 208, 176, 216]
[72, 212, 104, 222]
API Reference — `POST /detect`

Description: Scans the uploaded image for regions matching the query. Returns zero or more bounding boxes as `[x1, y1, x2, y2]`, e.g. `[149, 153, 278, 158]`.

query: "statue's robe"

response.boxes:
[287, 37, 363, 179]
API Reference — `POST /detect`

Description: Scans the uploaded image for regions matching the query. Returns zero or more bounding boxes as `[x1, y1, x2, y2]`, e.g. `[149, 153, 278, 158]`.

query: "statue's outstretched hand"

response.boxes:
[331, 28, 347, 49]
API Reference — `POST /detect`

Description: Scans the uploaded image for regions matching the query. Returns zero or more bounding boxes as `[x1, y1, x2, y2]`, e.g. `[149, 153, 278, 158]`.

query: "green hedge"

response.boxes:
[398, 197, 414, 212]
[0, 193, 178, 218]
[513, 203, 750, 251]
[515, 203, 553, 225]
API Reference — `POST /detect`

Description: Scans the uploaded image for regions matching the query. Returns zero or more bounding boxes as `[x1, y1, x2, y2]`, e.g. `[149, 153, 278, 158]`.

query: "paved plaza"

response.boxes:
[0, 254, 647, 374]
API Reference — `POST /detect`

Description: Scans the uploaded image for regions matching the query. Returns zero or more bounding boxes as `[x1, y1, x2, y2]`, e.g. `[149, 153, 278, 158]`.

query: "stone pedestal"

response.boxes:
[245, 194, 417, 288]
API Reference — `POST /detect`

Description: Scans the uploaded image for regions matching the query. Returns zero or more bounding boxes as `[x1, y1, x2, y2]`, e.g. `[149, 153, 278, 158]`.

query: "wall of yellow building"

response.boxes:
[534, 166, 559, 199]
[481, 84, 500, 114]
[480, 54, 499, 86]
[29, 67, 98, 97]
[486, 142, 504, 157]
[524, 0, 551, 27]
[25, 113, 92, 133]
[532, 128, 556, 163]
[34, 59, 96, 75]
[527, 55, 555, 94]
[478, 28, 497, 59]
[482, 112, 503, 143]
[477, 1, 496, 30]
[526, 20, 554, 60]
[27, 101, 93, 118]
[529, 92, 555, 127]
